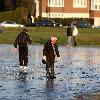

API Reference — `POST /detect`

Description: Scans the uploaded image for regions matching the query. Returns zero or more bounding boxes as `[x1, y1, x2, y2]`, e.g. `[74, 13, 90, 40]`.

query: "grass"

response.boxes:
[0, 27, 100, 46]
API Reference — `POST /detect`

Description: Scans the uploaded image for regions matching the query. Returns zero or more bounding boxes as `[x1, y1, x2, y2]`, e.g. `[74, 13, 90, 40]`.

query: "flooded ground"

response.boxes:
[0, 44, 100, 100]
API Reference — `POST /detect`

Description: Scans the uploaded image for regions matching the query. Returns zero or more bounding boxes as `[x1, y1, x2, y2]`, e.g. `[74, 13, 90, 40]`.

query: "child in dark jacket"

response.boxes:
[14, 29, 32, 66]
[42, 36, 60, 79]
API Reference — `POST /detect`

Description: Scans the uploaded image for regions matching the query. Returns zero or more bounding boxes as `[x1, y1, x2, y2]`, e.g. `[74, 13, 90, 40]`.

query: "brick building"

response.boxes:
[35, 0, 100, 26]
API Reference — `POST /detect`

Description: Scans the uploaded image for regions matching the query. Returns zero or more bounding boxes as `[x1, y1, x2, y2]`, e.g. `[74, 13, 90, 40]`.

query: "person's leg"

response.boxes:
[24, 46, 28, 66]
[50, 63, 56, 78]
[46, 64, 50, 74]
[19, 47, 24, 66]
[73, 36, 77, 46]
[46, 64, 51, 78]
[69, 36, 72, 47]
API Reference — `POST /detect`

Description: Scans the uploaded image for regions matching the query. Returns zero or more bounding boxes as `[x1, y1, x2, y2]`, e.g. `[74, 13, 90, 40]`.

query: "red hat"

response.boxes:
[50, 36, 57, 44]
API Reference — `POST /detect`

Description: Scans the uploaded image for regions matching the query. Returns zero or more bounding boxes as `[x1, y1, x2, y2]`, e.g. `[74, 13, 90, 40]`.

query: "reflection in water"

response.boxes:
[85, 48, 94, 65]
[46, 78, 54, 91]
[45, 78, 55, 100]
[67, 48, 73, 65]
[18, 71, 28, 80]
[14, 73, 31, 100]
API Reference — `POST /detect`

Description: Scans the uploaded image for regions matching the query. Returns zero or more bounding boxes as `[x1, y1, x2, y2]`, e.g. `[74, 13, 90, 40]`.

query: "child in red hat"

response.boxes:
[42, 36, 60, 79]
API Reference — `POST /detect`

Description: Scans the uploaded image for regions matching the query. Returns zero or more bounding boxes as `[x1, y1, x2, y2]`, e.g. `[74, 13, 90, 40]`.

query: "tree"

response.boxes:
[0, 0, 5, 11]
[16, 0, 24, 7]
[20, 0, 36, 24]
[22, 0, 36, 17]
[3, 0, 15, 10]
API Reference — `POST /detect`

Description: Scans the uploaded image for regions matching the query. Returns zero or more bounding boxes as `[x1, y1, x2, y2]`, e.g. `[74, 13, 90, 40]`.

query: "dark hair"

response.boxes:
[23, 29, 28, 32]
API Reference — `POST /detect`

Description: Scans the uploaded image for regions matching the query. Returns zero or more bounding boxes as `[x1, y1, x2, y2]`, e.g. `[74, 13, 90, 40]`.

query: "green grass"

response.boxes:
[0, 27, 100, 46]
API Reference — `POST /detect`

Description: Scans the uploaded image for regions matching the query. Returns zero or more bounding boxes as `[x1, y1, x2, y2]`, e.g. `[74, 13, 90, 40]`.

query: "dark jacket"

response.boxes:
[14, 32, 32, 48]
[43, 40, 60, 65]
[67, 26, 72, 36]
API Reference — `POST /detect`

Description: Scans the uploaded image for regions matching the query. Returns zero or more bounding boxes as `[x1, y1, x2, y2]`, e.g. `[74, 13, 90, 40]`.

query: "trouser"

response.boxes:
[67, 36, 72, 47]
[73, 36, 77, 46]
[46, 63, 54, 76]
[19, 46, 28, 66]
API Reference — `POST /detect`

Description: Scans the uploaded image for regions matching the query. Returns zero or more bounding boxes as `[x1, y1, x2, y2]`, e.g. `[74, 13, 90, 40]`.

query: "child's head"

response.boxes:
[50, 36, 57, 44]
[22, 28, 28, 33]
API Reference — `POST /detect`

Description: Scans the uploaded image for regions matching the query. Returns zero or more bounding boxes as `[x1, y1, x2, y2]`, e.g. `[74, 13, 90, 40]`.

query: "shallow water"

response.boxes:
[0, 44, 100, 100]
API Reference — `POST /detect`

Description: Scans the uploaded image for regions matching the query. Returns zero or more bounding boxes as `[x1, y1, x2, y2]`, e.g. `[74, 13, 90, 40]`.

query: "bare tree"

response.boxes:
[0, 0, 5, 11]
[3, 0, 15, 10]
[22, 0, 36, 17]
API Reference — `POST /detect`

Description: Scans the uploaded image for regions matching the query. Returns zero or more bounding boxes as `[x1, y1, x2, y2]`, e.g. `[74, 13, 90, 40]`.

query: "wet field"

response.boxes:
[0, 44, 100, 100]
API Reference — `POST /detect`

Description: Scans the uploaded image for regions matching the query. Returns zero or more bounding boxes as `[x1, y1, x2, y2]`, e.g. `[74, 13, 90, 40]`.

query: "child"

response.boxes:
[42, 36, 60, 79]
[14, 29, 32, 67]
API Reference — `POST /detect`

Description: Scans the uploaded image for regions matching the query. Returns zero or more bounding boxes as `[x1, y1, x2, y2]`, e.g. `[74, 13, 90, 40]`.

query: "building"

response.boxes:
[35, 0, 100, 26]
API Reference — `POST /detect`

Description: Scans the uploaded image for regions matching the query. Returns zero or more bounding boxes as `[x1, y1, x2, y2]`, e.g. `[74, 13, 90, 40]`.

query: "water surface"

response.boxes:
[0, 44, 100, 100]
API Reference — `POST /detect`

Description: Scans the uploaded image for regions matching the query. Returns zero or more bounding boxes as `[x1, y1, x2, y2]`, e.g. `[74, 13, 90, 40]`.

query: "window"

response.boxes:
[95, 5, 97, 9]
[73, 0, 87, 8]
[48, 0, 50, 5]
[55, 0, 57, 5]
[91, 0, 100, 10]
[46, 13, 64, 18]
[48, 0, 64, 7]
[58, 0, 60, 5]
